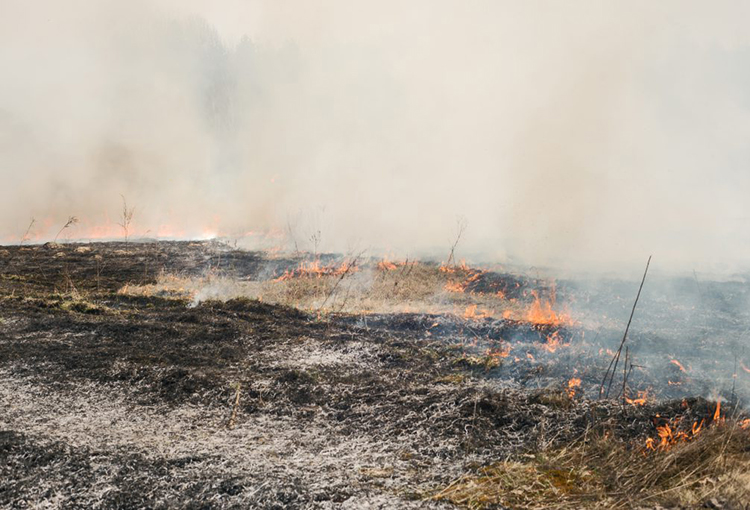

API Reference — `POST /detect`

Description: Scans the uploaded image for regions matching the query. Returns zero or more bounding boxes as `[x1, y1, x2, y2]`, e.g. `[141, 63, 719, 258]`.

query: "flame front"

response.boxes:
[526, 289, 573, 326]
[274, 260, 357, 281]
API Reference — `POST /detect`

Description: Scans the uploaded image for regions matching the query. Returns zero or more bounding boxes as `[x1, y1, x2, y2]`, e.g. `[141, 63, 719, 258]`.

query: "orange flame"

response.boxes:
[625, 390, 650, 406]
[567, 377, 582, 398]
[692, 419, 704, 435]
[274, 260, 356, 281]
[713, 401, 722, 423]
[463, 304, 489, 320]
[444, 281, 466, 292]
[644, 403, 730, 454]
[377, 258, 398, 271]
[443, 267, 483, 293]
[542, 330, 566, 353]
[439, 260, 470, 273]
[485, 345, 511, 360]
[526, 289, 573, 326]
[656, 423, 673, 448]
[670, 359, 687, 372]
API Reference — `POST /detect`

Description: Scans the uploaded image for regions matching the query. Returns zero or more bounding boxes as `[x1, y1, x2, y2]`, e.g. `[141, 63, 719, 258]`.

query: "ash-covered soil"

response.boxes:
[1, 241, 749, 509]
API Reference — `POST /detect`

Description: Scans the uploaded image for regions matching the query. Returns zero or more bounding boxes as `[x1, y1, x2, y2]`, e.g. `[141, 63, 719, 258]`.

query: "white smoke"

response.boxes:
[2, 0, 750, 274]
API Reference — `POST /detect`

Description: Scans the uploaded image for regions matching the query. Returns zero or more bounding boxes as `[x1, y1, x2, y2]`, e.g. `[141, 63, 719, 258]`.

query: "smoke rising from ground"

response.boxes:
[2, 0, 750, 273]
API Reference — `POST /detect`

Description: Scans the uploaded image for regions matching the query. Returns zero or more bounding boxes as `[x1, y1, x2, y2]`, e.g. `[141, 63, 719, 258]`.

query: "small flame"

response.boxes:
[644, 403, 729, 454]
[274, 259, 356, 281]
[525, 288, 573, 326]
[670, 359, 687, 372]
[567, 377, 581, 397]
[625, 390, 650, 406]
[542, 330, 567, 353]
[485, 345, 511, 360]
[443, 267, 483, 293]
[377, 257, 398, 271]
[439, 260, 470, 273]
[463, 304, 489, 320]
[692, 419, 704, 435]
[444, 281, 465, 292]
[656, 423, 673, 447]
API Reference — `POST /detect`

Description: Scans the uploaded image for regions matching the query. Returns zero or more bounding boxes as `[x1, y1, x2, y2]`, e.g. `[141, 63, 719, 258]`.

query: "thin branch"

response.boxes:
[54, 216, 78, 242]
[20, 218, 35, 245]
[599, 255, 652, 400]
[286, 217, 299, 255]
[317, 250, 365, 313]
[446, 216, 468, 267]
[227, 383, 242, 430]
[117, 195, 135, 243]
[619, 346, 629, 405]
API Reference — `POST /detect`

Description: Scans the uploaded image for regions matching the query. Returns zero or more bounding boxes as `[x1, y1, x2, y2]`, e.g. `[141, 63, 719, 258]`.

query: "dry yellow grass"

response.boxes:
[119, 261, 532, 319]
[432, 422, 750, 509]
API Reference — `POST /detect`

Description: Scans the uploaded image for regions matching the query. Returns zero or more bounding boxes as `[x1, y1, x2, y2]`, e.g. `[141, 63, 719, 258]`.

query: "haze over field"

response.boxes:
[2, 0, 750, 272]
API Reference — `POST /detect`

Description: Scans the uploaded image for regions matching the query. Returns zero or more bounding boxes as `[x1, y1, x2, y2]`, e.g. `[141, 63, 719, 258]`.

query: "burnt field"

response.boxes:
[2, 241, 750, 509]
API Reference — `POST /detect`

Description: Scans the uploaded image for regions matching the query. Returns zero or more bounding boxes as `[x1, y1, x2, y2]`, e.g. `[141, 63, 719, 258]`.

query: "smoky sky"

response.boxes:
[2, 0, 750, 273]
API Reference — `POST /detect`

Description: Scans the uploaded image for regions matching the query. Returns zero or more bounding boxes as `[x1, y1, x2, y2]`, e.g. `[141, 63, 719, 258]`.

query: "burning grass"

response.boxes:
[434, 420, 750, 509]
[120, 256, 568, 326]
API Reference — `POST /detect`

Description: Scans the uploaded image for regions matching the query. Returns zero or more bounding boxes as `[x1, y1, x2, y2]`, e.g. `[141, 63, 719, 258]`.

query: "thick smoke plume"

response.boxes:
[2, 0, 750, 273]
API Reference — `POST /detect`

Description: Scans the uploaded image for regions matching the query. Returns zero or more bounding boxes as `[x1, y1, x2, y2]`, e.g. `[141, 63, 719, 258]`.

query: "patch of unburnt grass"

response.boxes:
[433, 408, 750, 509]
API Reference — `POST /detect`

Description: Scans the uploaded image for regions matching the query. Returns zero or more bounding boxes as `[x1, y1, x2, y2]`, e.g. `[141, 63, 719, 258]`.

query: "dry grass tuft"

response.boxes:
[432, 421, 750, 509]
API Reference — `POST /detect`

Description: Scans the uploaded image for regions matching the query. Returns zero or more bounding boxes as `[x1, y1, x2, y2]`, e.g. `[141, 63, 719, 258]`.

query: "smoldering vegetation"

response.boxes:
[2, 240, 750, 509]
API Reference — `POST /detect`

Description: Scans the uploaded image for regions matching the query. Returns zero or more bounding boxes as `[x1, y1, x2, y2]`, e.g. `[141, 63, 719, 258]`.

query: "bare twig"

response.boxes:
[54, 216, 78, 242]
[310, 230, 321, 259]
[95, 257, 103, 293]
[599, 255, 651, 400]
[620, 347, 629, 406]
[227, 382, 242, 429]
[731, 355, 738, 405]
[446, 216, 468, 267]
[317, 250, 365, 313]
[118, 195, 135, 243]
[286, 216, 299, 255]
[693, 269, 708, 335]
[20, 218, 35, 245]
[62, 266, 81, 299]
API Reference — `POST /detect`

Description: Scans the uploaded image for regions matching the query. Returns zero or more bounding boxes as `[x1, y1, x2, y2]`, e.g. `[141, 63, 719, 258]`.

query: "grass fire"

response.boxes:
[3, 1, 750, 509]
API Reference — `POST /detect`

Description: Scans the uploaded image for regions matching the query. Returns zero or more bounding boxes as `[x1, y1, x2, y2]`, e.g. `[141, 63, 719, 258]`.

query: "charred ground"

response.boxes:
[1, 241, 749, 509]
